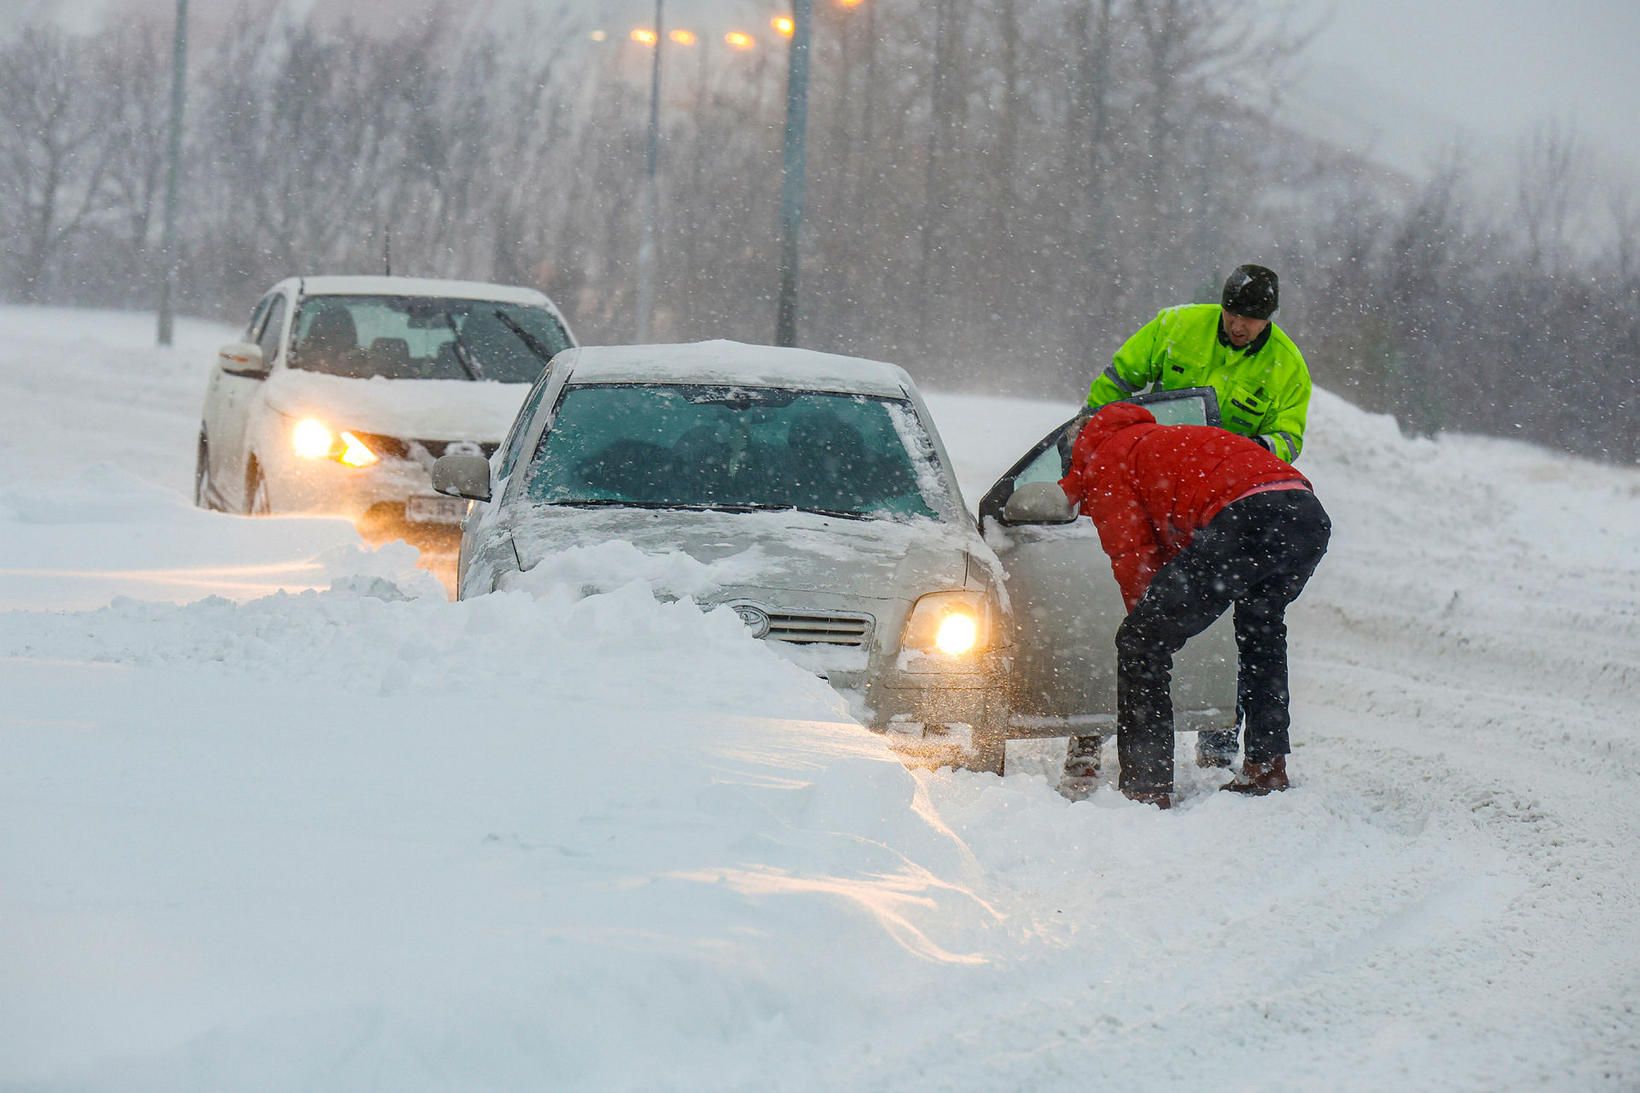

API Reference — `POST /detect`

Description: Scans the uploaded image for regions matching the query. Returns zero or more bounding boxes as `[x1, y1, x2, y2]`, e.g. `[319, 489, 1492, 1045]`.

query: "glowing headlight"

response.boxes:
[290, 417, 378, 468]
[292, 417, 334, 459]
[935, 612, 980, 655]
[903, 591, 990, 657]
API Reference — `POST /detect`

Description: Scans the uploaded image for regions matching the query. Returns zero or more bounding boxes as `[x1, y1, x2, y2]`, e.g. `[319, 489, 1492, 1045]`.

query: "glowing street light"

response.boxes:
[772, 15, 795, 37]
[589, 29, 608, 41]
[724, 31, 756, 49]
[669, 28, 697, 45]
[630, 27, 658, 45]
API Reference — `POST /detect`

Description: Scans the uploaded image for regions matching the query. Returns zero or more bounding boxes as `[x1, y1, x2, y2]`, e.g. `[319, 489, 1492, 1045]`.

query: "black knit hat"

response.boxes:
[1221, 264, 1279, 320]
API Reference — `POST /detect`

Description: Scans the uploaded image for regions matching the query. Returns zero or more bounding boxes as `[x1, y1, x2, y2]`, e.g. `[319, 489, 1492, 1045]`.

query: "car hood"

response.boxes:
[263, 370, 531, 442]
[508, 506, 977, 602]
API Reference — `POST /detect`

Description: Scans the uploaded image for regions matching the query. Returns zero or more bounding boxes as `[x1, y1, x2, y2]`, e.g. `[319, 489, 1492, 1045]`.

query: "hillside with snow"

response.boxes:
[1, 306, 1637, 1090]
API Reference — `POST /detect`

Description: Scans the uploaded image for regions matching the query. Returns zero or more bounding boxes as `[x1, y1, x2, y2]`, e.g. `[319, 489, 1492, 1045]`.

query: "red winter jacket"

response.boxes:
[1058, 402, 1312, 611]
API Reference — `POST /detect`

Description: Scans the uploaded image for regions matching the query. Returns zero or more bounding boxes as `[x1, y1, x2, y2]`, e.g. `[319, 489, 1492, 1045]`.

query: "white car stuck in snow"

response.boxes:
[431, 341, 1237, 773]
[194, 276, 575, 531]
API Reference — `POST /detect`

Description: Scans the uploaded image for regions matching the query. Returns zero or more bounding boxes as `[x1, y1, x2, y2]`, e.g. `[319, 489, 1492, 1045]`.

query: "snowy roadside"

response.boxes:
[2, 307, 1637, 1090]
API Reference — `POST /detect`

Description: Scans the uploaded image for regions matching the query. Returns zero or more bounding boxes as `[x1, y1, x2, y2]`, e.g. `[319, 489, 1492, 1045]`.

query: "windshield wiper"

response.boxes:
[494, 310, 557, 366]
[441, 312, 484, 381]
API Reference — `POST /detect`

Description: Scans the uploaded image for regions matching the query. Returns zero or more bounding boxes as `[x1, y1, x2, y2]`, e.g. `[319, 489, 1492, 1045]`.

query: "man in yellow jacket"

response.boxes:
[1087, 264, 1311, 463]
[1069, 264, 1314, 782]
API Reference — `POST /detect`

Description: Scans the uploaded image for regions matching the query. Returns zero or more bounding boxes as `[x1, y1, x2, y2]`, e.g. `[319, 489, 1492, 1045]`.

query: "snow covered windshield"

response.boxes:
[525, 384, 941, 520]
[288, 295, 571, 383]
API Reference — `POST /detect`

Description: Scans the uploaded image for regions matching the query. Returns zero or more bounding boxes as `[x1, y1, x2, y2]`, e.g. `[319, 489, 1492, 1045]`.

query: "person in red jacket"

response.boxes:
[1057, 401, 1331, 808]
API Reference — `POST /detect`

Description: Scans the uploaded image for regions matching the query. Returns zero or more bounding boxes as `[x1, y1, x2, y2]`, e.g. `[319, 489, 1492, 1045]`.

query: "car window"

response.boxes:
[244, 296, 272, 342]
[497, 368, 555, 479]
[523, 383, 942, 521]
[977, 388, 1217, 525]
[288, 295, 571, 382]
[256, 296, 286, 365]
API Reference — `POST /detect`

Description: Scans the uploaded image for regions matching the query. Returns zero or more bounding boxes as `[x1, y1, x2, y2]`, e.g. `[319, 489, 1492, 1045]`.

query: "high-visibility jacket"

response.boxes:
[1087, 303, 1312, 462]
[1058, 402, 1313, 610]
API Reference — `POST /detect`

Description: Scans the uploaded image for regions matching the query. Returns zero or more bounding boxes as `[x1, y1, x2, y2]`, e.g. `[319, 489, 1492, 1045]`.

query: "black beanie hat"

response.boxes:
[1221, 264, 1279, 320]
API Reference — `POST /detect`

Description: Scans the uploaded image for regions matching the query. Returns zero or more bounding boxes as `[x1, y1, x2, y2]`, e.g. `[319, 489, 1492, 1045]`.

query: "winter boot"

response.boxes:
[1121, 787, 1172, 810]
[1057, 736, 1103, 801]
[1195, 727, 1240, 769]
[1220, 755, 1290, 795]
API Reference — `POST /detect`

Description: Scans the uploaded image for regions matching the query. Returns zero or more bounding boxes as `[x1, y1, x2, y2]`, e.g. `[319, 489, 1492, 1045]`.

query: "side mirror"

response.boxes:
[1001, 481, 1076, 525]
[432, 453, 492, 502]
[217, 342, 268, 378]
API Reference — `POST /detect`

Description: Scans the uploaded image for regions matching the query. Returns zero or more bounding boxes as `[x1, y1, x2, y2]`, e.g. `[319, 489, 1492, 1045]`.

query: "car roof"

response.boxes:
[557, 341, 914, 398]
[291, 275, 553, 307]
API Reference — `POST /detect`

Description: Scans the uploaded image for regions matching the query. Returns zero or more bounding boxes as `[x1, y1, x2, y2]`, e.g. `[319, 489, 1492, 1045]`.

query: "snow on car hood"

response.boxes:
[263, 370, 531, 442]
[506, 507, 978, 603]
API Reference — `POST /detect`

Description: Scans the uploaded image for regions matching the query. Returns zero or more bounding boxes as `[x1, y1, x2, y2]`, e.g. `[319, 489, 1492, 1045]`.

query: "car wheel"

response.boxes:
[245, 460, 272, 515]
[193, 432, 216, 510]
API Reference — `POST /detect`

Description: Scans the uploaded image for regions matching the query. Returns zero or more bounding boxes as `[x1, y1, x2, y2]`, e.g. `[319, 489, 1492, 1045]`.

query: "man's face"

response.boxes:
[1221, 310, 1269, 348]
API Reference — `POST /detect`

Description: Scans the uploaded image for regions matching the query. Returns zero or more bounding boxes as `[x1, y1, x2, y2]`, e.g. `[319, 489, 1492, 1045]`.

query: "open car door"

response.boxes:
[978, 388, 1238, 741]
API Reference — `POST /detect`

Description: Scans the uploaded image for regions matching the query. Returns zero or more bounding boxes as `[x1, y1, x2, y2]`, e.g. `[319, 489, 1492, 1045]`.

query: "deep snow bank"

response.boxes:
[1, 529, 1005, 1088]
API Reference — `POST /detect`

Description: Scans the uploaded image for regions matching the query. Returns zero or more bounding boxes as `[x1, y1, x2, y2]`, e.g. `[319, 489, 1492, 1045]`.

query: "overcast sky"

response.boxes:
[1279, 0, 1640, 180]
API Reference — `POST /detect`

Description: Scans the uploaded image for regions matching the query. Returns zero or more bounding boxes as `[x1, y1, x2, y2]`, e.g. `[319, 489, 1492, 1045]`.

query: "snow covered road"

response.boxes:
[2, 307, 1636, 1089]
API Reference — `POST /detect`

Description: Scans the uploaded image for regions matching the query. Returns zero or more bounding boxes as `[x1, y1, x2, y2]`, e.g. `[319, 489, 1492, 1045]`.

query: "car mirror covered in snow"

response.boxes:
[431, 453, 492, 502]
[216, 342, 268, 378]
[1001, 481, 1076, 525]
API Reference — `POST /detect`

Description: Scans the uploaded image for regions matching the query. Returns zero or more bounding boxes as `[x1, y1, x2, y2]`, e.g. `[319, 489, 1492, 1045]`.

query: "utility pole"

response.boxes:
[774, 0, 813, 348]
[634, 0, 664, 343]
[156, 0, 188, 347]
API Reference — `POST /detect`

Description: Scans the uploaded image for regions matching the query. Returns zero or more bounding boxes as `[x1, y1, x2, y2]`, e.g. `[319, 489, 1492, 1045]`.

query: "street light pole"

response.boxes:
[156, 0, 188, 347]
[774, 0, 813, 348]
[635, 0, 664, 343]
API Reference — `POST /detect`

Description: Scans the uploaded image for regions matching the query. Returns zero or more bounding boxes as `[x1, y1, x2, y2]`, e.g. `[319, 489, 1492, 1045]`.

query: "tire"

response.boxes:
[245, 460, 272, 515]
[193, 432, 215, 510]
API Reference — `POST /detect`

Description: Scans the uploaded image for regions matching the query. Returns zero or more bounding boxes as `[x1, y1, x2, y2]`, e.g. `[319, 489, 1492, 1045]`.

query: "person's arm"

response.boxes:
[1087, 312, 1165, 408]
[1094, 491, 1164, 612]
[1257, 358, 1311, 463]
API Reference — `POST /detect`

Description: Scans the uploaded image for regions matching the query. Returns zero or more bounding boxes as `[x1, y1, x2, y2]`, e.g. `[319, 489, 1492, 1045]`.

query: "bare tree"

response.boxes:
[0, 25, 118, 301]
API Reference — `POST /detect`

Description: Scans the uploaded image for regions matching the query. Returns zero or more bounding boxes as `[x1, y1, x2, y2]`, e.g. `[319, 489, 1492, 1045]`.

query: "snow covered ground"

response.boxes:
[2, 305, 1637, 1090]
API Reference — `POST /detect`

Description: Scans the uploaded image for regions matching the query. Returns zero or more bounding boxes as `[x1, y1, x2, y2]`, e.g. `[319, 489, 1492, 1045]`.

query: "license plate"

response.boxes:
[404, 495, 468, 523]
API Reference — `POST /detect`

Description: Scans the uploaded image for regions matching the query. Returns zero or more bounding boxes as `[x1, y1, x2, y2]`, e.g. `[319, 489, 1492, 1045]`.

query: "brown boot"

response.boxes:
[1220, 755, 1290, 795]
[1121, 787, 1172, 809]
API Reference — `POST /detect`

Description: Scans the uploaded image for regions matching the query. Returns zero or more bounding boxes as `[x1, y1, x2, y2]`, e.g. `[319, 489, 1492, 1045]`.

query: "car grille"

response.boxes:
[353, 433, 500, 463]
[764, 610, 873, 647]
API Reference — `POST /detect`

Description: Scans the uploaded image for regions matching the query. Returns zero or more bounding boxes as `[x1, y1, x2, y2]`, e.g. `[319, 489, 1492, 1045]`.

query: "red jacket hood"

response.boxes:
[1083, 401, 1157, 444]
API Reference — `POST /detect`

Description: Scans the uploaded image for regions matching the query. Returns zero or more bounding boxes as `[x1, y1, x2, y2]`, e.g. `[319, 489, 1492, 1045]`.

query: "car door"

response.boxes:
[977, 390, 1237, 735]
[212, 293, 287, 509]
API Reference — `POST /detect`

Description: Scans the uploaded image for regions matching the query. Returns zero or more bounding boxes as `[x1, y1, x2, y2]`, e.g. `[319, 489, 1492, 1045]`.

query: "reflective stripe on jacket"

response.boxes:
[1087, 303, 1312, 462]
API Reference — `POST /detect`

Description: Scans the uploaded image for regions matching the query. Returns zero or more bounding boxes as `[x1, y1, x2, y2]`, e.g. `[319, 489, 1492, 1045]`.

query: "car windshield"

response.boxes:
[288, 295, 571, 382]
[524, 383, 944, 520]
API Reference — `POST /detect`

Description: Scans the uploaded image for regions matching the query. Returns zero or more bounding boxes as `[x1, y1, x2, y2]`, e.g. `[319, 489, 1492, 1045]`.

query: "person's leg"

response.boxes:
[1113, 531, 1242, 797]
[1232, 492, 1331, 766]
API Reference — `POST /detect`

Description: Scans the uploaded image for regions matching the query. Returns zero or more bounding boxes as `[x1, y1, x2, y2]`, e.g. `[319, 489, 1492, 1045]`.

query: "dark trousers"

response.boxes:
[1110, 489, 1331, 795]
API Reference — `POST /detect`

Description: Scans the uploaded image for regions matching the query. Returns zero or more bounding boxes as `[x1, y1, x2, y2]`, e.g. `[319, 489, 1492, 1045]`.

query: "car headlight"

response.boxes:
[290, 416, 378, 468]
[903, 591, 991, 657]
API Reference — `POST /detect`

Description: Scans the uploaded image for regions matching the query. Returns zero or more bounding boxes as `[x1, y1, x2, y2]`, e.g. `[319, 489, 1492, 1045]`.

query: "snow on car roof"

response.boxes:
[559, 340, 914, 397]
[295, 275, 552, 307]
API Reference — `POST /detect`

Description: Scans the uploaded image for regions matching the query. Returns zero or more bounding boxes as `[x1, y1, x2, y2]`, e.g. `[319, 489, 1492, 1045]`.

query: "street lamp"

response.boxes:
[156, 0, 188, 347]
[634, 1, 664, 343]
[773, 0, 812, 347]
